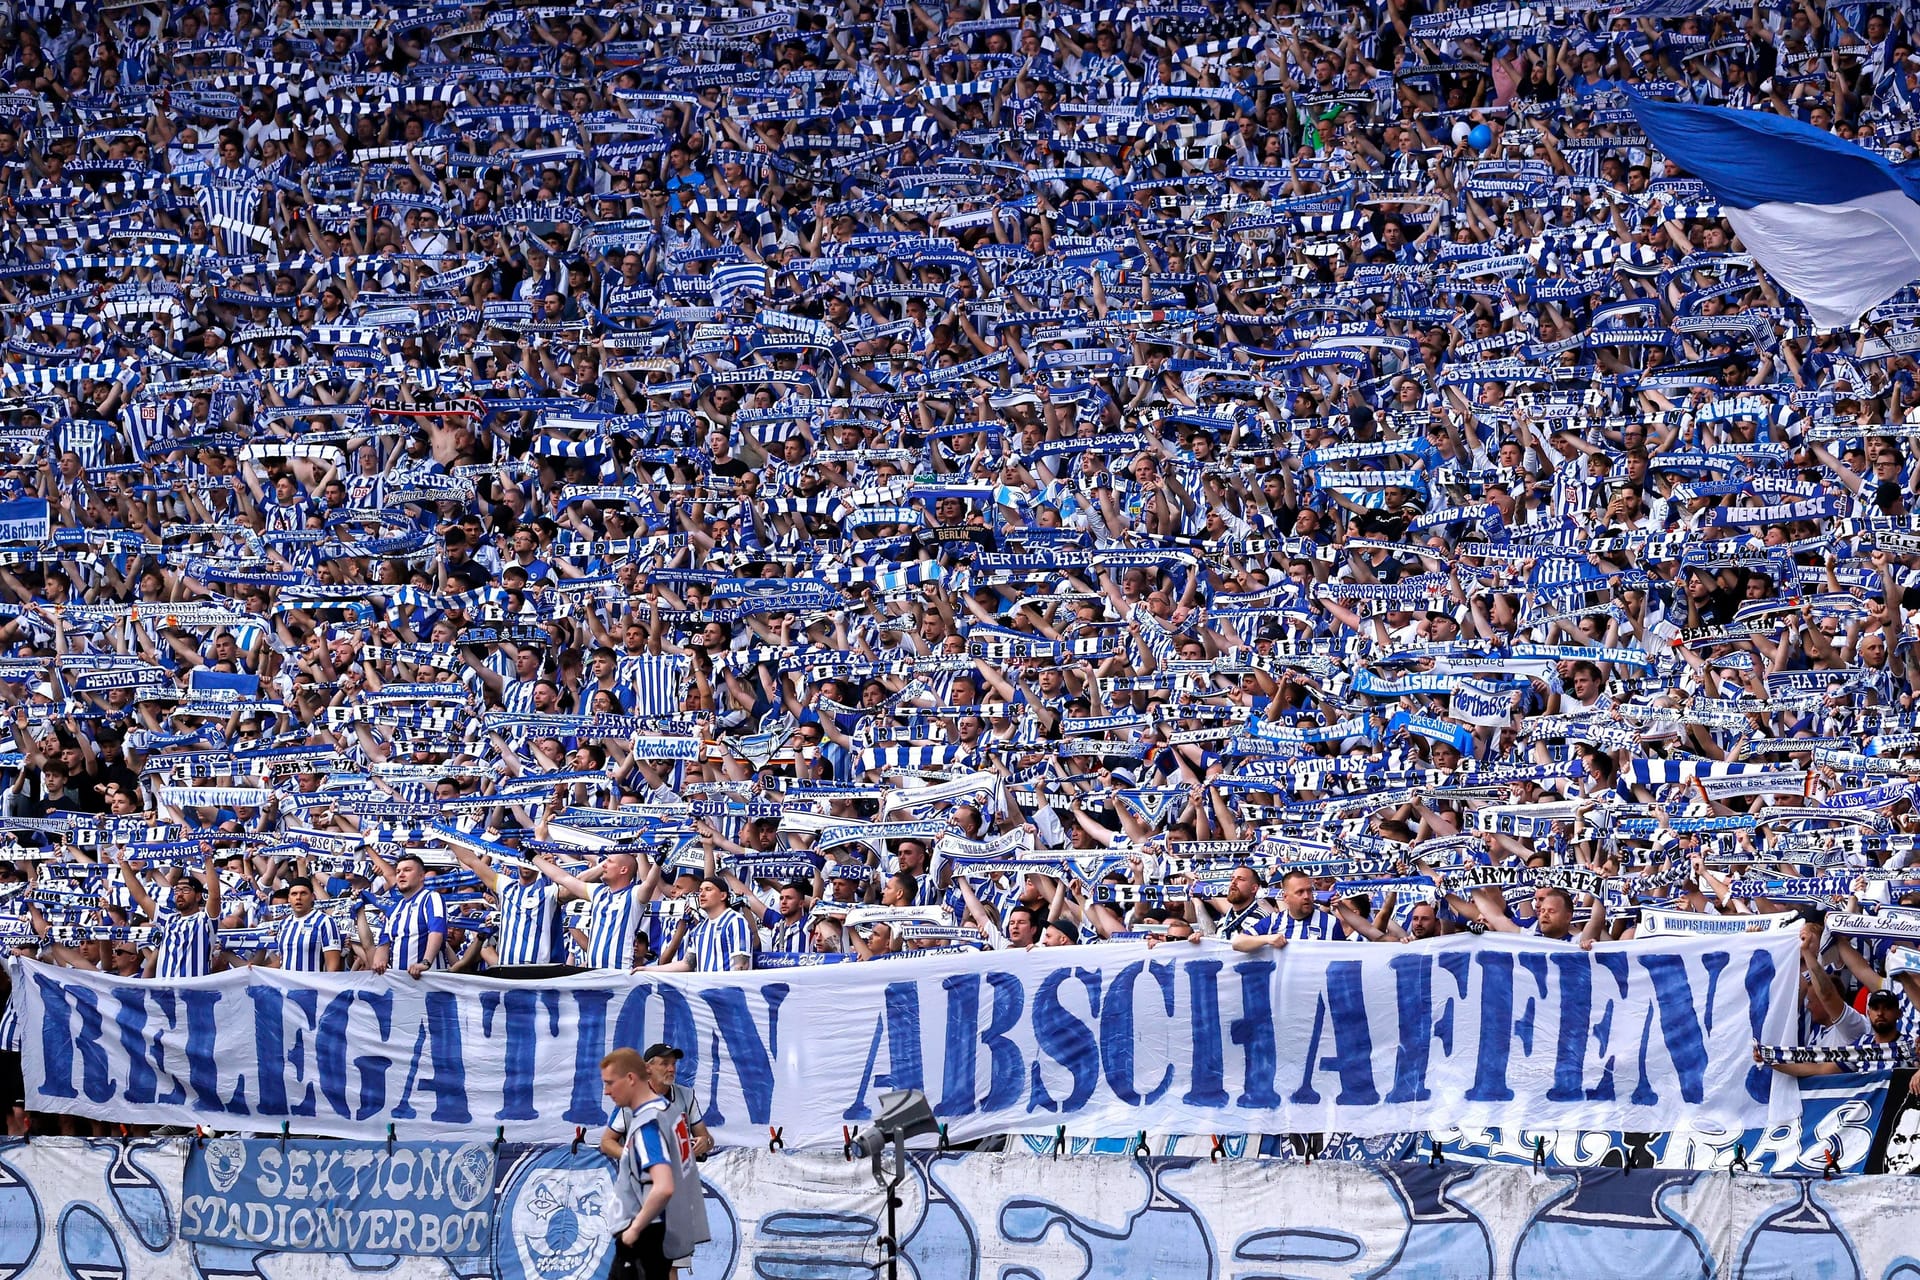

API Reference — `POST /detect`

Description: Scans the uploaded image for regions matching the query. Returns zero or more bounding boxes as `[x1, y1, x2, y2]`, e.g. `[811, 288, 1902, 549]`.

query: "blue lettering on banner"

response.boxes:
[7, 934, 1803, 1147]
[1450, 677, 1516, 727]
[0, 498, 49, 544]
[180, 1138, 495, 1255]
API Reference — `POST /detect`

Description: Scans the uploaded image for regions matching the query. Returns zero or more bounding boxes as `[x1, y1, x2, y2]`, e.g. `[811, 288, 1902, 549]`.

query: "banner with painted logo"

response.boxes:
[491, 1143, 620, 1280]
[10, 933, 1802, 1147]
[180, 1137, 496, 1256]
[15, 1137, 1920, 1280]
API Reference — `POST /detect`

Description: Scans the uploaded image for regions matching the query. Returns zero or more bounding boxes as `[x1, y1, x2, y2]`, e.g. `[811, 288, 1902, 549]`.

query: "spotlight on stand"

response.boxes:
[853, 1089, 938, 1279]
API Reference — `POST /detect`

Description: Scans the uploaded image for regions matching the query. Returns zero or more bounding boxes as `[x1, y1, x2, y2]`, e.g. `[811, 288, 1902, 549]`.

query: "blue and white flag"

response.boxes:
[1628, 93, 1920, 328]
[712, 261, 771, 310]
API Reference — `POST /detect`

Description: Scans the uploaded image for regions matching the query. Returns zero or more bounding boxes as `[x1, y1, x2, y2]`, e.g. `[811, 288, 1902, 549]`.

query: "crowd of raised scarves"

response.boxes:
[0, 0, 1914, 1131]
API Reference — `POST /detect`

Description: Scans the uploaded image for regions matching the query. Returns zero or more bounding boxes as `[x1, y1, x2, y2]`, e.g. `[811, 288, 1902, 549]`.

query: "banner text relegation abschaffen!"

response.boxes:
[10, 934, 1804, 1146]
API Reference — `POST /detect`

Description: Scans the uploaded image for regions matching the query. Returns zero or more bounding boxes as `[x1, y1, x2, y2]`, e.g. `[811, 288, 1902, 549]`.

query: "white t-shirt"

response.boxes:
[1813, 1004, 1870, 1048]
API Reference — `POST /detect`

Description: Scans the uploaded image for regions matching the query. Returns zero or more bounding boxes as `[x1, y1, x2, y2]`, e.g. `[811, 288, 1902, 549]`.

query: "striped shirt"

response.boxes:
[642, 900, 687, 960]
[119, 399, 168, 460]
[613, 1096, 675, 1218]
[908, 874, 943, 908]
[685, 909, 755, 972]
[1559, 143, 1602, 181]
[761, 909, 810, 954]
[54, 417, 112, 471]
[153, 908, 216, 978]
[1527, 921, 1579, 944]
[1249, 908, 1348, 941]
[618, 654, 688, 717]
[500, 677, 540, 714]
[583, 882, 646, 970]
[379, 888, 448, 970]
[561, 901, 591, 966]
[496, 877, 564, 966]
[575, 674, 634, 713]
[277, 909, 342, 972]
[1080, 51, 1128, 97]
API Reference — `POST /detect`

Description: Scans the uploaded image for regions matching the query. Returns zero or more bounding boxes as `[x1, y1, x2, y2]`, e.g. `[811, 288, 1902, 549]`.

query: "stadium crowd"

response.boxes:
[0, 0, 1917, 1133]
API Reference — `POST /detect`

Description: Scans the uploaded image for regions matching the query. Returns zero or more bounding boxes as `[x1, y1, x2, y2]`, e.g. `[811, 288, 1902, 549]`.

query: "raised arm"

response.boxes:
[533, 853, 595, 900]
[115, 853, 159, 921]
[201, 845, 220, 928]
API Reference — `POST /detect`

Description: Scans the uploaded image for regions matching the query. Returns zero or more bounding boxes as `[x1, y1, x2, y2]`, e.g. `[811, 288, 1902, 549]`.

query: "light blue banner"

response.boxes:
[181, 1137, 495, 1255]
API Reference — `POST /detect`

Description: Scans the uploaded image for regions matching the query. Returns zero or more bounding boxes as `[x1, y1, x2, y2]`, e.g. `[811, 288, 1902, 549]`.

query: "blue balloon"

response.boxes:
[1468, 124, 1494, 151]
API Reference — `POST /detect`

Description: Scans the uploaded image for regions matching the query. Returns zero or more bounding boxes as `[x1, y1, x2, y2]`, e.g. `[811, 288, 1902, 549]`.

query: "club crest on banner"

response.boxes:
[1118, 789, 1185, 827]
[492, 1146, 617, 1280]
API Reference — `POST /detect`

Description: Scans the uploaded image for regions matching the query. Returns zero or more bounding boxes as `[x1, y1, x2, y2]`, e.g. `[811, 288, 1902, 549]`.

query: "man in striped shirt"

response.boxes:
[659, 877, 755, 973]
[1766, 989, 1912, 1079]
[1232, 870, 1387, 950]
[499, 866, 568, 967]
[619, 651, 689, 718]
[601, 1047, 677, 1279]
[117, 846, 221, 979]
[373, 853, 447, 978]
[723, 874, 811, 955]
[273, 876, 342, 972]
[467, 645, 547, 714]
[533, 850, 652, 971]
[455, 844, 565, 967]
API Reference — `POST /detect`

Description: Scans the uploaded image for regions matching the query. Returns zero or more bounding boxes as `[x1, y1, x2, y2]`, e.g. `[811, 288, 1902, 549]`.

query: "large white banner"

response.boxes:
[11, 933, 1802, 1147]
[8, 1138, 1920, 1280]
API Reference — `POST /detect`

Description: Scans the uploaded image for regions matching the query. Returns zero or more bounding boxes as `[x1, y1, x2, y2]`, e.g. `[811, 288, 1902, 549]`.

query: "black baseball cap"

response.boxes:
[1867, 990, 1902, 1010]
[642, 1043, 684, 1062]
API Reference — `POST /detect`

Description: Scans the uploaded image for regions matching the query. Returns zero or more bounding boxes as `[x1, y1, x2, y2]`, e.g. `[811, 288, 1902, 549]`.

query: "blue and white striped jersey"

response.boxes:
[583, 882, 646, 970]
[496, 877, 565, 966]
[153, 907, 216, 978]
[685, 909, 755, 971]
[500, 677, 540, 714]
[379, 888, 447, 969]
[276, 909, 342, 972]
[617, 653, 688, 717]
[761, 909, 810, 954]
[1248, 908, 1348, 941]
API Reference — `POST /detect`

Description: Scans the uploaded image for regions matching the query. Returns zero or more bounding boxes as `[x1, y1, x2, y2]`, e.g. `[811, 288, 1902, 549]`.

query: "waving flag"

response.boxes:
[1628, 93, 1920, 328]
[711, 260, 771, 311]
